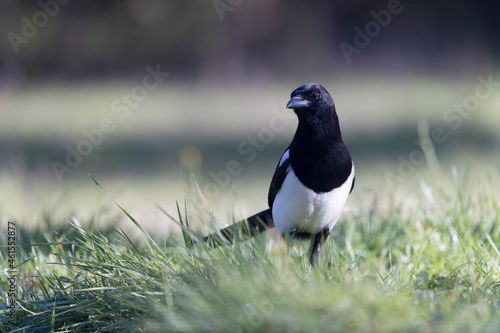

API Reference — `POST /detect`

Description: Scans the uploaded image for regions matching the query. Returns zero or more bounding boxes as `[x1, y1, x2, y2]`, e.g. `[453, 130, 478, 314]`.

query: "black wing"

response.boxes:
[267, 149, 291, 209]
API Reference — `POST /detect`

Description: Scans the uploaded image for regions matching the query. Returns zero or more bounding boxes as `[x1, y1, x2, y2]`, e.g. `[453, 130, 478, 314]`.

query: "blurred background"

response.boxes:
[0, 0, 499, 235]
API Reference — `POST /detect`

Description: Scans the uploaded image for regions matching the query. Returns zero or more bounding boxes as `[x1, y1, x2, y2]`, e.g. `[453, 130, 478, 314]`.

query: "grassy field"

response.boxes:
[1, 76, 499, 228]
[1, 163, 500, 332]
[1, 78, 500, 331]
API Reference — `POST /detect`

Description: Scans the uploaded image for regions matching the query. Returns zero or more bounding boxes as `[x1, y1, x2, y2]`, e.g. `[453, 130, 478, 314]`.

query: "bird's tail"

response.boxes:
[189, 209, 274, 248]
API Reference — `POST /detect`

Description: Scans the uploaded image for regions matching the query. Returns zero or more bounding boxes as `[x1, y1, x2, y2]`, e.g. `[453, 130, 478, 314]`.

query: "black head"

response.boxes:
[286, 83, 335, 116]
[286, 83, 343, 141]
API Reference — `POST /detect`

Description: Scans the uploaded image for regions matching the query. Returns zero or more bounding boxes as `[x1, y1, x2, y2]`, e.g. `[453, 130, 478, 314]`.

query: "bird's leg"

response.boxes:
[309, 227, 330, 265]
[285, 228, 297, 244]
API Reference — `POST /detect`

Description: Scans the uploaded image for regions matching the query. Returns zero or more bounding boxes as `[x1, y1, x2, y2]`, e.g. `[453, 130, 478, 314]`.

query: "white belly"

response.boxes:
[272, 163, 354, 234]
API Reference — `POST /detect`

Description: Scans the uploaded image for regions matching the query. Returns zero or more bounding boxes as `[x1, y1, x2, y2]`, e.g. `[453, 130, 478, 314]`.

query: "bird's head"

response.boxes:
[286, 83, 335, 117]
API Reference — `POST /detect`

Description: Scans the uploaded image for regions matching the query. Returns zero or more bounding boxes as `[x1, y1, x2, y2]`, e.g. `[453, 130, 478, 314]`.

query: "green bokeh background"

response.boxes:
[0, 0, 499, 235]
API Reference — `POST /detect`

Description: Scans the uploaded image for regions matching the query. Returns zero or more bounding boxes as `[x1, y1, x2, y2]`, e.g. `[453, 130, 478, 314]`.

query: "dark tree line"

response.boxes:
[1, 0, 498, 81]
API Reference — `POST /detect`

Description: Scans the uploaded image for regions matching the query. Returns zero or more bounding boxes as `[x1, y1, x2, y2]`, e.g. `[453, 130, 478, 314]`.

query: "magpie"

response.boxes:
[201, 83, 355, 264]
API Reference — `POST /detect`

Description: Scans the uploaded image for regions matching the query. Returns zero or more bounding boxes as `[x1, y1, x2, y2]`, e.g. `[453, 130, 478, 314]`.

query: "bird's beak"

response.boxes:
[286, 95, 310, 109]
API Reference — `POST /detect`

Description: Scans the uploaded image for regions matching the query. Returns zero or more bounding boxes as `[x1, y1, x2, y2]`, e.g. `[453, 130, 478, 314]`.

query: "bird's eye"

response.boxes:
[311, 92, 320, 100]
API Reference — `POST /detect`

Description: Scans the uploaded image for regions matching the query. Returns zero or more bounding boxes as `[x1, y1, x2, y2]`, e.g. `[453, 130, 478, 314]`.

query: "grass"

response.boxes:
[0, 78, 499, 331]
[1, 159, 500, 332]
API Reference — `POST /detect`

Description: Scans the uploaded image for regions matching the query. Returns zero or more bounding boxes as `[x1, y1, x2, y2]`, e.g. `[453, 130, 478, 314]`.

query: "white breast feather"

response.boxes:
[272, 162, 355, 234]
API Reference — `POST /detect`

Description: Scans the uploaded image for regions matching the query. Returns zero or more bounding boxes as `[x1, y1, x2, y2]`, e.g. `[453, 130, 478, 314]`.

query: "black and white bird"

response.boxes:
[202, 83, 355, 264]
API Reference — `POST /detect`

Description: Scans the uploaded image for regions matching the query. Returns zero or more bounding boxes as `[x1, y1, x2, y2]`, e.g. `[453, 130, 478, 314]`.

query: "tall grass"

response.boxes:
[2, 150, 500, 332]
